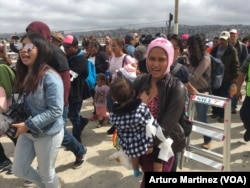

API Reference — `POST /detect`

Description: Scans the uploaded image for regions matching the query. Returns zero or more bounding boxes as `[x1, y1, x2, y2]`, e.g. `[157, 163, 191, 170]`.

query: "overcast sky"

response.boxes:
[1, 0, 249, 34]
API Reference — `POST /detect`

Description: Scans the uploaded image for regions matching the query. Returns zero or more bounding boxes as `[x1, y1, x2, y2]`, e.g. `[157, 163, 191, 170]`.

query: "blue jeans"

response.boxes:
[68, 101, 84, 143]
[61, 106, 85, 157]
[13, 129, 64, 188]
[196, 102, 211, 144]
[240, 96, 250, 131]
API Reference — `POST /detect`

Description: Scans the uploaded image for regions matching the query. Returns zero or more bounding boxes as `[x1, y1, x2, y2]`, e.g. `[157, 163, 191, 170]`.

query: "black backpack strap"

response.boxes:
[12, 91, 25, 105]
[133, 74, 147, 96]
[122, 55, 128, 67]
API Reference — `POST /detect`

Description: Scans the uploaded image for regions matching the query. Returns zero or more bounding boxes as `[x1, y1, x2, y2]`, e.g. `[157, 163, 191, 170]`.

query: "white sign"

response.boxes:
[191, 95, 226, 107]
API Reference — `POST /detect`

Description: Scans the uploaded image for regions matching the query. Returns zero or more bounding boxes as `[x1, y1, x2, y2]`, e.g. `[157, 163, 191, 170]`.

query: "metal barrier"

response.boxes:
[180, 93, 231, 171]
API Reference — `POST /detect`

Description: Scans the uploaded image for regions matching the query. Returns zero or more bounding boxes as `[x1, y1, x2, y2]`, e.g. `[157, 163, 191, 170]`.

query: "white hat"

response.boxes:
[206, 41, 213, 48]
[229, 29, 238, 34]
[219, 31, 230, 40]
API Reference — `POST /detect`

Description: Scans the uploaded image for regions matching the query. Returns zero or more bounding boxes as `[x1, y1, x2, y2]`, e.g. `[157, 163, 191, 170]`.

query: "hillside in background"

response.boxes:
[1, 24, 250, 41]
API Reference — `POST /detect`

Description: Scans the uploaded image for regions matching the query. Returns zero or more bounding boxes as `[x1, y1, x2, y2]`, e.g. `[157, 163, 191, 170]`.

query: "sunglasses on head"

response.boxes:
[16, 43, 35, 52]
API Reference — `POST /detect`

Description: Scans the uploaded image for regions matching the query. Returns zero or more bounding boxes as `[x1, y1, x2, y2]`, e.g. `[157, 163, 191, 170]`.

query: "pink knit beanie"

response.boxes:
[146, 37, 174, 74]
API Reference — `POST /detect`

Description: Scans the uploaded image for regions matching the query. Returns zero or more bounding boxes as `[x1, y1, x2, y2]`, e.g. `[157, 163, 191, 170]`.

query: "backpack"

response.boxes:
[170, 63, 192, 137]
[85, 60, 97, 91]
[209, 55, 225, 89]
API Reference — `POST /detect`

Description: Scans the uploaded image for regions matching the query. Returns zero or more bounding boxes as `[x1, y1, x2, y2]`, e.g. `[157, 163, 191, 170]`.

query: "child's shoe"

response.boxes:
[133, 169, 142, 177]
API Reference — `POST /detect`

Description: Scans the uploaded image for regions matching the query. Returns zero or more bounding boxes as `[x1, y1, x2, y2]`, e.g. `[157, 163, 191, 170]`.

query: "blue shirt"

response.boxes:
[125, 44, 135, 57]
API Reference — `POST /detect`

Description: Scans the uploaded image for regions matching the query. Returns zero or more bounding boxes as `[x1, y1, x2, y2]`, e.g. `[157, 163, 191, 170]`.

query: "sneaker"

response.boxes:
[202, 142, 211, 150]
[107, 126, 116, 135]
[210, 114, 218, 119]
[231, 109, 237, 114]
[96, 124, 103, 128]
[133, 169, 142, 177]
[23, 180, 35, 187]
[0, 158, 12, 173]
[244, 130, 250, 142]
[218, 117, 224, 123]
[6, 165, 12, 175]
[73, 147, 87, 169]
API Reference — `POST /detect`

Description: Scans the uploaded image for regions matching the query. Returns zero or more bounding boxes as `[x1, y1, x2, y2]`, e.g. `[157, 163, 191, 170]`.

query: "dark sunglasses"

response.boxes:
[16, 43, 35, 52]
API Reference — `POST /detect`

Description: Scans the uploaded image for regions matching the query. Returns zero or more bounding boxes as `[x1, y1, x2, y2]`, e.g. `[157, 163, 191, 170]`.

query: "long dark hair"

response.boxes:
[187, 34, 205, 67]
[15, 33, 52, 95]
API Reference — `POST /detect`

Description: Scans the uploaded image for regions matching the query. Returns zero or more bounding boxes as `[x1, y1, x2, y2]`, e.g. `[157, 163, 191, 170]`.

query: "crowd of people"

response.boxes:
[0, 20, 250, 188]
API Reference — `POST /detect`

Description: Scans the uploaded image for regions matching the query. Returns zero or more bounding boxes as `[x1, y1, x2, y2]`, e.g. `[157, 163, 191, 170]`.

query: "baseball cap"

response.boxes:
[181, 34, 189, 41]
[206, 41, 213, 48]
[51, 32, 64, 42]
[229, 29, 238, 34]
[219, 31, 230, 40]
[62, 35, 78, 47]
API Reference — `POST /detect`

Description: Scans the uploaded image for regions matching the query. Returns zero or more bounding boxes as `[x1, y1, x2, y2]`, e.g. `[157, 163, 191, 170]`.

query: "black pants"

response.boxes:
[0, 136, 17, 162]
[106, 93, 114, 113]
[91, 89, 96, 114]
[170, 152, 178, 172]
[0, 143, 8, 162]
[211, 82, 231, 117]
[240, 96, 250, 131]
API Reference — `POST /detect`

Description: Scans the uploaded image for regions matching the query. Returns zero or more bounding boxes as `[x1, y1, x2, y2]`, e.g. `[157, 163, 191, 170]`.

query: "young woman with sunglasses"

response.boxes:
[11, 33, 64, 188]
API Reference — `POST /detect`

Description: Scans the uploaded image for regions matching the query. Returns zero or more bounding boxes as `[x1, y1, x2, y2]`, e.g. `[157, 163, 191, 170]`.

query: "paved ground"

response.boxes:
[0, 92, 249, 187]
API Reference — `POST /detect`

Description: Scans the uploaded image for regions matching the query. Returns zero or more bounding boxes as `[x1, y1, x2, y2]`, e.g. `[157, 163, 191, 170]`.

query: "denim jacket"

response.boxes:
[24, 69, 64, 137]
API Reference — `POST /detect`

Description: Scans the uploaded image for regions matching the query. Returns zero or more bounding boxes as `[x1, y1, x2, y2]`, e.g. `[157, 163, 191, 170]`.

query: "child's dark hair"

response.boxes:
[109, 77, 134, 104]
[97, 73, 108, 84]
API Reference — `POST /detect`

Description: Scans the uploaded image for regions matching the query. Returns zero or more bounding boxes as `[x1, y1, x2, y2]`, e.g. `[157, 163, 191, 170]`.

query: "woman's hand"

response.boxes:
[11, 122, 29, 138]
[145, 146, 153, 154]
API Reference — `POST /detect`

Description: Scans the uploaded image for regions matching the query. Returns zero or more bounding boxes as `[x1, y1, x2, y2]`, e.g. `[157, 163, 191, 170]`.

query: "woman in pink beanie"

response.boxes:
[146, 37, 174, 74]
[133, 37, 186, 188]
